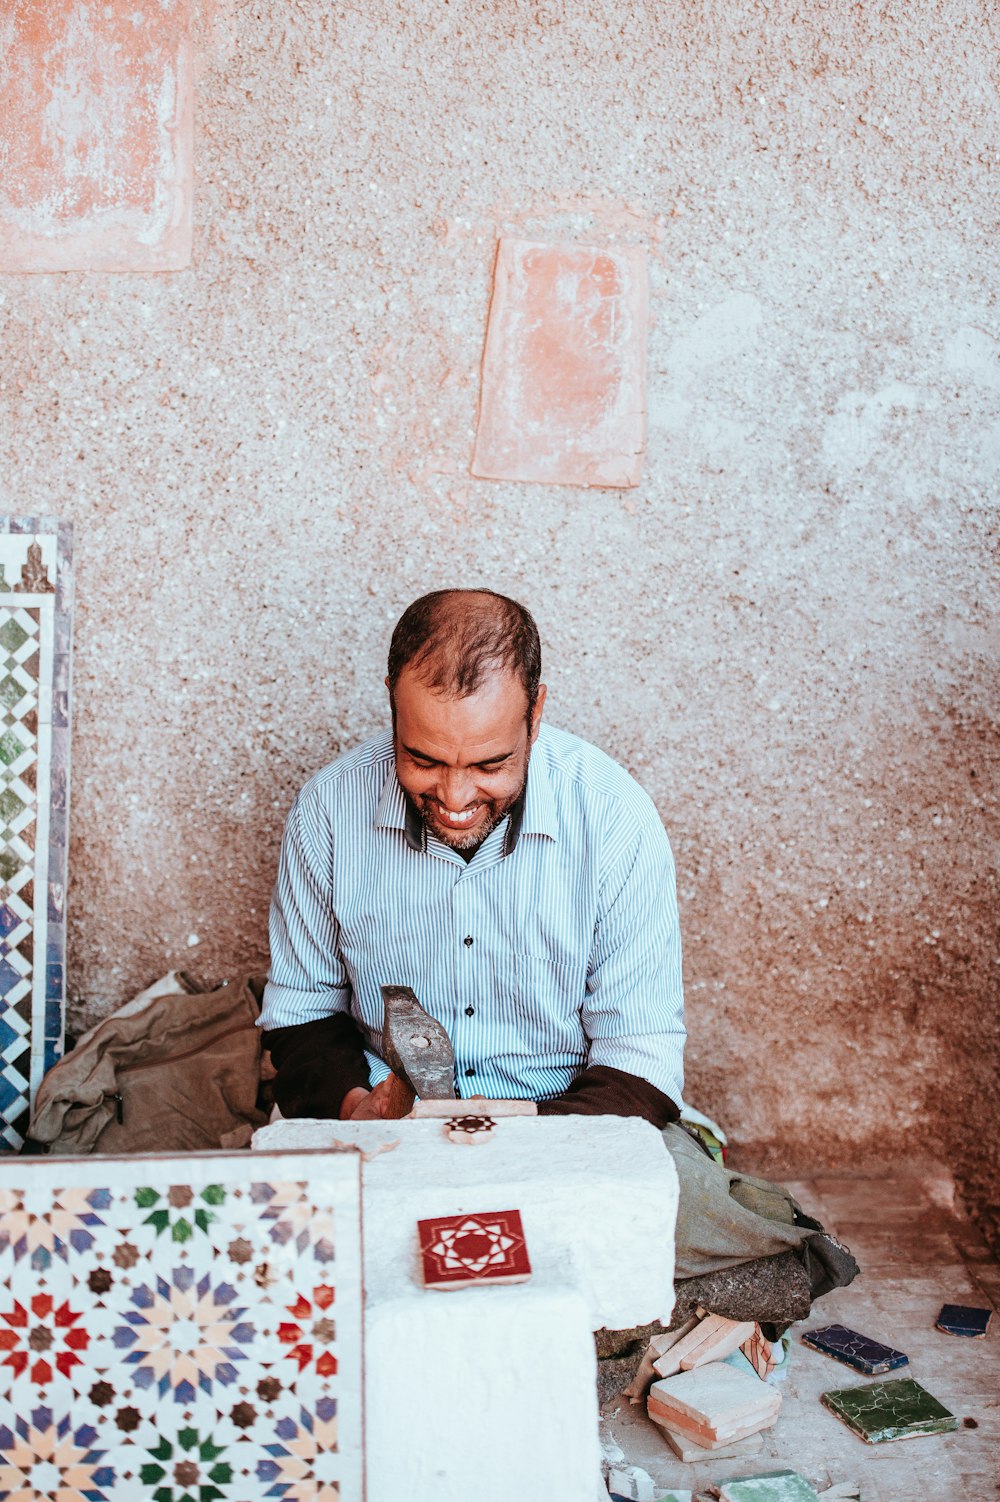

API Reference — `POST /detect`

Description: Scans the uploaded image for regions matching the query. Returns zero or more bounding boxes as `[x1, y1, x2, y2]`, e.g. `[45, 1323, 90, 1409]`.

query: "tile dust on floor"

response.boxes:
[603, 1166, 1000, 1501]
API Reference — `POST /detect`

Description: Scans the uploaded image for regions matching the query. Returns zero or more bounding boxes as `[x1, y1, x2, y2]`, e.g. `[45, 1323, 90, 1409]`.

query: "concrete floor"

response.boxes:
[602, 1164, 1000, 1501]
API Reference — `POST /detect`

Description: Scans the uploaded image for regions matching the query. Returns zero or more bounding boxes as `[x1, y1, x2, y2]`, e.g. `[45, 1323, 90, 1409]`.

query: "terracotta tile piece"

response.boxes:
[0, 0, 193, 272]
[472, 238, 648, 488]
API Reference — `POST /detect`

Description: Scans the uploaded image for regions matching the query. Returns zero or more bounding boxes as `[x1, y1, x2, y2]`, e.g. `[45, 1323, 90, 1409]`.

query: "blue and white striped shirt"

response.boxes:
[261, 724, 685, 1106]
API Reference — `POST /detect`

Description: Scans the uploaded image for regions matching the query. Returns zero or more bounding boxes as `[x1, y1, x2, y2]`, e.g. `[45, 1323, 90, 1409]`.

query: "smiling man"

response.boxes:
[260, 589, 857, 1323]
[261, 588, 686, 1126]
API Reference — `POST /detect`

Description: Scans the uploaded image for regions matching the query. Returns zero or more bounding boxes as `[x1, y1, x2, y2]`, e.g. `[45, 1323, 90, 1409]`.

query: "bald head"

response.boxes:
[387, 589, 542, 716]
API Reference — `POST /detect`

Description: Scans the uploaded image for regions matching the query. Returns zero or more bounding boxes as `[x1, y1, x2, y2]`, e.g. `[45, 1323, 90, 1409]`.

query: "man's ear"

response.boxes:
[529, 684, 547, 744]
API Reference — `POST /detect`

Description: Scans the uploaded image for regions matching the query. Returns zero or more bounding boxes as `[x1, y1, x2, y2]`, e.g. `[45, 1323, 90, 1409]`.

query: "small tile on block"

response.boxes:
[417, 1208, 531, 1289]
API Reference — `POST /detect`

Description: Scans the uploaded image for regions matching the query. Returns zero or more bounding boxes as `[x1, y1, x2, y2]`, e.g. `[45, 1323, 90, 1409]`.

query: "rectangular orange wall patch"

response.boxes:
[0, 0, 193, 273]
[472, 239, 648, 489]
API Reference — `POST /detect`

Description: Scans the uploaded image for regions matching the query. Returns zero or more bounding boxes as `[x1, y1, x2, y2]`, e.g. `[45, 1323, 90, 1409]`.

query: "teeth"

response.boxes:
[438, 804, 478, 824]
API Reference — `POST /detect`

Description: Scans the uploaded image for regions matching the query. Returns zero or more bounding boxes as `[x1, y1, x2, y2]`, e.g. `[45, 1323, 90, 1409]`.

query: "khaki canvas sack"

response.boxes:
[27, 973, 268, 1155]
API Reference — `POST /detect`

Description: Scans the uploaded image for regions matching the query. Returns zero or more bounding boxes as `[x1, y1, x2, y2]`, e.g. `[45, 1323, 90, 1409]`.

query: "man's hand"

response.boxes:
[341, 1072, 415, 1121]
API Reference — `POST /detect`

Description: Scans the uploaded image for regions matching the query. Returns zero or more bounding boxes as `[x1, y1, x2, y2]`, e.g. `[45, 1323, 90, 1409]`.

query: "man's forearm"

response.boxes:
[536, 1064, 679, 1128]
[264, 1013, 370, 1119]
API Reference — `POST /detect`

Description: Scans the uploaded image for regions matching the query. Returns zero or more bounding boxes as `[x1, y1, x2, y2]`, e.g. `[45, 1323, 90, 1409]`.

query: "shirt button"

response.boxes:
[465, 1066, 476, 1076]
[465, 1006, 475, 1016]
[464, 936, 474, 947]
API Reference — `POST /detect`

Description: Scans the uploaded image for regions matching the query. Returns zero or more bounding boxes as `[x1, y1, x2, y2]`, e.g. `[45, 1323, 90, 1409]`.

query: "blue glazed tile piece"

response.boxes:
[801, 1323, 908, 1375]
[936, 1303, 992, 1337]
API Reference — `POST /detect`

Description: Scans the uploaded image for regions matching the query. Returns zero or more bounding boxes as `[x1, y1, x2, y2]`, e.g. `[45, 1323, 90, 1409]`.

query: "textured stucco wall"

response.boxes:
[2, 3, 997, 1230]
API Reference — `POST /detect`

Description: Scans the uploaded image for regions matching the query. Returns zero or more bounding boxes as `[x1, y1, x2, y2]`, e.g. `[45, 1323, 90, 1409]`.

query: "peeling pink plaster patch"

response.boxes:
[472, 239, 647, 488]
[0, 0, 193, 273]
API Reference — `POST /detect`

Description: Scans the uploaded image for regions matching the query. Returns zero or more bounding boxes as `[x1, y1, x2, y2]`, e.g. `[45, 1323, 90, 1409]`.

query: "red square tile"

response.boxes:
[472, 238, 648, 488]
[417, 1209, 532, 1290]
[0, 0, 193, 272]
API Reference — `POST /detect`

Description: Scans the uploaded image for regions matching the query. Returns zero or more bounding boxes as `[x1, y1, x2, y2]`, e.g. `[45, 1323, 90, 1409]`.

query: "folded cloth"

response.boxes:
[27, 973, 268, 1154]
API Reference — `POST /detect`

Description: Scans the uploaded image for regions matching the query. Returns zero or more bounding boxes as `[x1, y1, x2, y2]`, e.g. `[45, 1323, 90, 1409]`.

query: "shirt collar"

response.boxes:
[374, 735, 559, 856]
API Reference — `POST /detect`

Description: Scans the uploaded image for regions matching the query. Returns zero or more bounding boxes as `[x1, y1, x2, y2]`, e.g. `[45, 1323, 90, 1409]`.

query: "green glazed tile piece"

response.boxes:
[821, 1376, 958, 1444]
[0, 618, 28, 654]
[719, 1471, 819, 1501]
[0, 731, 22, 766]
[0, 788, 24, 824]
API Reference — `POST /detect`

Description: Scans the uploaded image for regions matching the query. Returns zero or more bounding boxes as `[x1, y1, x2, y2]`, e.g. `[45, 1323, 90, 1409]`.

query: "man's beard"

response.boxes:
[412, 745, 530, 852]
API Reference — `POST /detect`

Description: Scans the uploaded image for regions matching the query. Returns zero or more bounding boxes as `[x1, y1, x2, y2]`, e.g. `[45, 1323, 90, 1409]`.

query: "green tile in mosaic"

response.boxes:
[720, 1474, 819, 1502]
[0, 849, 20, 883]
[0, 732, 22, 767]
[0, 618, 29, 655]
[0, 788, 25, 825]
[0, 676, 23, 710]
[820, 1376, 958, 1444]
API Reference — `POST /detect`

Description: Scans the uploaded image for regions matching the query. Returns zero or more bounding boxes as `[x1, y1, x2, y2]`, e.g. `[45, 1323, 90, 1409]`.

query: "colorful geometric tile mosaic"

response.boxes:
[0, 1148, 364, 1499]
[0, 519, 72, 1153]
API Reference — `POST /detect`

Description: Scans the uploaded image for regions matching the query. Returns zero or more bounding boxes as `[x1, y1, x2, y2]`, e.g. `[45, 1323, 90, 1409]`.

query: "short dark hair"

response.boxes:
[387, 590, 542, 714]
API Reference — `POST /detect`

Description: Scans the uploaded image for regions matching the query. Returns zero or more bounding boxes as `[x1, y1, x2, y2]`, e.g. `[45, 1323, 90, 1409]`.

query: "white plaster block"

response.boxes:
[366, 1275, 601, 1502]
[253, 1114, 678, 1329]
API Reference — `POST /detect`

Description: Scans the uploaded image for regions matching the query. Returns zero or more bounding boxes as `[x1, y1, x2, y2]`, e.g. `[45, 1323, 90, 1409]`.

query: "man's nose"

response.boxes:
[436, 767, 476, 810]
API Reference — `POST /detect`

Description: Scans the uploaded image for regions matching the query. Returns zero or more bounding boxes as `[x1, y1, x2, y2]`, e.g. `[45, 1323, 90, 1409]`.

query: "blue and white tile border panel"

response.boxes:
[0, 516, 72, 1149]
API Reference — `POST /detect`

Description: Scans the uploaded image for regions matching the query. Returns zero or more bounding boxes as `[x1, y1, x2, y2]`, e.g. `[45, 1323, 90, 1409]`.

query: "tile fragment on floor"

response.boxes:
[0, 519, 72, 1150]
[820, 1375, 958, 1443]
[603, 1166, 1000, 1501]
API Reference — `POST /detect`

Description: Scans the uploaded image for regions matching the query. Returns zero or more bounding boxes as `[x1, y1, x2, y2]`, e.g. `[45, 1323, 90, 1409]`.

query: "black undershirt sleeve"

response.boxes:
[263, 1014, 371, 1120]
[535, 1064, 680, 1128]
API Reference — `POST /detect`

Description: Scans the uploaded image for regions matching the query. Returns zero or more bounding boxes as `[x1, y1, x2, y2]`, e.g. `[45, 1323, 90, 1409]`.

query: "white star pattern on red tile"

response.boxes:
[428, 1215, 521, 1275]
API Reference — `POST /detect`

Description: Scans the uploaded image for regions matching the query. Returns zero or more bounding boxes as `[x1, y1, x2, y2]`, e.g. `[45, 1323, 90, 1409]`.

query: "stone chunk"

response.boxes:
[606, 1463, 656, 1500]
[472, 238, 648, 488]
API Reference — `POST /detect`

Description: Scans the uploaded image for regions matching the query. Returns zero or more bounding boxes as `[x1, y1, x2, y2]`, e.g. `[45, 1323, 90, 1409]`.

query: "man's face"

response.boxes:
[390, 666, 546, 851]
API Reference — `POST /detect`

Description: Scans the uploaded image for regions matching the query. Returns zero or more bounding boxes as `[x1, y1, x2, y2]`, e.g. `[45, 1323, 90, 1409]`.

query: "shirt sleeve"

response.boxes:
[259, 794, 357, 1032]
[581, 807, 686, 1107]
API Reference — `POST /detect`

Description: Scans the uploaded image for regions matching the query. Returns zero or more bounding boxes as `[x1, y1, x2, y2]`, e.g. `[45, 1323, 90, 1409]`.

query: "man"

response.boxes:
[261, 589, 856, 1321]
